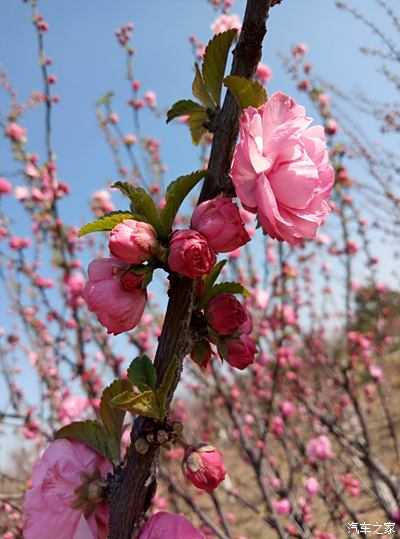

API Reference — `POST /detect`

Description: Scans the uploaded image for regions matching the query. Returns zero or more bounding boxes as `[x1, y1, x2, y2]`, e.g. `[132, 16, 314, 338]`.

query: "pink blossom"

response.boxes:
[109, 219, 158, 264]
[59, 395, 90, 424]
[211, 14, 241, 34]
[280, 400, 295, 417]
[144, 91, 157, 108]
[306, 435, 333, 461]
[255, 63, 272, 84]
[83, 258, 147, 335]
[183, 444, 226, 493]
[369, 364, 384, 382]
[225, 334, 257, 370]
[292, 43, 308, 58]
[191, 195, 250, 253]
[6, 122, 27, 143]
[0, 177, 12, 194]
[137, 512, 204, 539]
[206, 293, 251, 335]
[274, 498, 291, 516]
[271, 416, 284, 437]
[168, 230, 216, 278]
[23, 439, 111, 539]
[231, 92, 334, 244]
[305, 476, 320, 497]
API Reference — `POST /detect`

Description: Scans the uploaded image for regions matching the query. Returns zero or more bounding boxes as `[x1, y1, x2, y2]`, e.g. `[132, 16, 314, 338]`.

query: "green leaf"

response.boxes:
[111, 390, 164, 420]
[55, 420, 112, 461]
[188, 110, 208, 145]
[204, 259, 227, 291]
[161, 170, 207, 232]
[156, 358, 178, 411]
[166, 99, 206, 123]
[200, 281, 250, 308]
[202, 29, 238, 107]
[192, 64, 215, 108]
[100, 378, 132, 461]
[127, 356, 157, 392]
[224, 75, 268, 109]
[112, 182, 166, 237]
[78, 211, 135, 238]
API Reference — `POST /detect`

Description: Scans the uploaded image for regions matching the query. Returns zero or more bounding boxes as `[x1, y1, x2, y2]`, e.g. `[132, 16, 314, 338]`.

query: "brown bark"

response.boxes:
[108, 1, 278, 537]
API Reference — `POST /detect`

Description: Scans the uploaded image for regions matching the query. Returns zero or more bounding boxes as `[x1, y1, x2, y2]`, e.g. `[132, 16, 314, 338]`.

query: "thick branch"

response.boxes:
[108, 2, 276, 537]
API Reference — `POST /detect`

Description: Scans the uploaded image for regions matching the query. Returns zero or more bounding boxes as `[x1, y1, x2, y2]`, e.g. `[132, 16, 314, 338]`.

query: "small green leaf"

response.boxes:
[96, 91, 114, 106]
[161, 170, 207, 233]
[216, 338, 228, 359]
[204, 260, 227, 291]
[200, 281, 250, 308]
[156, 358, 179, 411]
[202, 29, 238, 107]
[188, 110, 208, 145]
[224, 75, 268, 109]
[127, 356, 157, 392]
[192, 64, 215, 108]
[166, 99, 206, 123]
[111, 390, 164, 420]
[78, 211, 135, 238]
[100, 378, 132, 461]
[55, 420, 112, 461]
[112, 182, 166, 237]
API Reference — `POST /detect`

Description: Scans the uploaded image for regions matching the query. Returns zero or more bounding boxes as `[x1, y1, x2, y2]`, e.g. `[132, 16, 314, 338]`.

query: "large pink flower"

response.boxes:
[23, 439, 112, 539]
[83, 258, 146, 335]
[138, 512, 204, 539]
[231, 92, 334, 245]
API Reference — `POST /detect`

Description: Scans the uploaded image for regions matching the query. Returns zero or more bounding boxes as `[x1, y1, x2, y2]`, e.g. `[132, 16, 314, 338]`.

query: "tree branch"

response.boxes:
[108, 2, 279, 537]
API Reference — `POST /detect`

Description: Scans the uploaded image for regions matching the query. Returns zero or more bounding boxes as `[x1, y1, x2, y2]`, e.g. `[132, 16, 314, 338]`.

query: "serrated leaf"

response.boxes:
[161, 170, 207, 232]
[204, 260, 227, 292]
[202, 29, 238, 107]
[55, 420, 112, 461]
[127, 356, 157, 392]
[224, 75, 268, 110]
[192, 64, 215, 108]
[167, 99, 206, 123]
[112, 182, 166, 237]
[200, 281, 250, 308]
[188, 110, 208, 145]
[156, 358, 178, 411]
[111, 390, 164, 420]
[78, 211, 135, 238]
[100, 378, 132, 461]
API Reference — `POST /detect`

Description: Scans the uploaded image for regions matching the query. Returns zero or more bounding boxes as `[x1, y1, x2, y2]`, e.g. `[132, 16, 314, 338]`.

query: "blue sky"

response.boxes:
[0, 0, 399, 459]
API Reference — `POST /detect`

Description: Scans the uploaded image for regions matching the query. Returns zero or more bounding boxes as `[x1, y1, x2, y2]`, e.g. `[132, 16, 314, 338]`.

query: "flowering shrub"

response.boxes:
[1, 1, 400, 538]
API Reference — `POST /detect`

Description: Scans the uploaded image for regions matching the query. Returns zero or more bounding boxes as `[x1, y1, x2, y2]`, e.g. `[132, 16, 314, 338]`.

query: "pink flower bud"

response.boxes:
[183, 444, 226, 493]
[83, 258, 147, 335]
[109, 219, 158, 264]
[304, 476, 320, 497]
[5, 122, 27, 143]
[168, 229, 216, 278]
[274, 498, 291, 516]
[206, 293, 251, 336]
[144, 91, 157, 108]
[0, 177, 12, 194]
[191, 195, 250, 253]
[224, 334, 257, 370]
